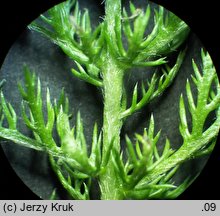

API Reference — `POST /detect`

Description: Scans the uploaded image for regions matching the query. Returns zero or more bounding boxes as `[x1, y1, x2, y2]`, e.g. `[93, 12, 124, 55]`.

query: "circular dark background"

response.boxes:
[0, 0, 220, 199]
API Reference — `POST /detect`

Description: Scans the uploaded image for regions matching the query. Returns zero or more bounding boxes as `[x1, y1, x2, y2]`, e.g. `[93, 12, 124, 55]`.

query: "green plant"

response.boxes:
[0, 0, 219, 200]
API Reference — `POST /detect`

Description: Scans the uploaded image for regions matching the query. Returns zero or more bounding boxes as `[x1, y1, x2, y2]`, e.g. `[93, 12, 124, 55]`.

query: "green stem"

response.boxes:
[102, 58, 124, 150]
[100, 55, 124, 200]
[104, 0, 121, 55]
[99, 0, 125, 200]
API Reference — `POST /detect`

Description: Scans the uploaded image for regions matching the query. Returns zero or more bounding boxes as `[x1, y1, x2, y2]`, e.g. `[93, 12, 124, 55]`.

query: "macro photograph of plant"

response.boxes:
[0, 0, 219, 200]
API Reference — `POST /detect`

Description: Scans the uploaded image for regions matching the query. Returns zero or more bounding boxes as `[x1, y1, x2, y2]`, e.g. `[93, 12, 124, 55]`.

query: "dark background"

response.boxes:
[0, 0, 220, 200]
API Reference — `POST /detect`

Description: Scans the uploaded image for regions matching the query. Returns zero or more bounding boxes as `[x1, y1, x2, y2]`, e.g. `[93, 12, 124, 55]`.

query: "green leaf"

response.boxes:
[49, 156, 88, 200]
[137, 50, 220, 195]
[141, 9, 190, 58]
[71, 62, 103, 87]
[135, 183, 176, 191]
[21, 101, 36, 131]
[75, 112, 87, 155]
[163, 177, 193, 199]
[0, 127, 47, 151]
[54, 88, 69, 116]
[185, 79, 196, 113]
[132, 57, 167, 67]
[90, 123, 102, 169]
[46, 88, 55, 133]
[112, 148, 127, 182]
[125, 135, 138, 166]
[56, 106, 71, 141]
[0, 92, 17, 130]
[179, 94, 190, 139]
[101, 138, 115, 168]
[151, 50, 186, 99]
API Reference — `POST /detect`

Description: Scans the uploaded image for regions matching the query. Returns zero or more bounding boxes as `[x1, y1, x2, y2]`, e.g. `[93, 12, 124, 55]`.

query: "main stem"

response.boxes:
[100, 55, 124, 200]
[99, 0, 125, 200]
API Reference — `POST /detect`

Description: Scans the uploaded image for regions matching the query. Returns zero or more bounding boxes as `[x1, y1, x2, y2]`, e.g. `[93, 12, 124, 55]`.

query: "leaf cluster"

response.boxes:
[0, 67, 110, 199]
[30, 0, 189, 86]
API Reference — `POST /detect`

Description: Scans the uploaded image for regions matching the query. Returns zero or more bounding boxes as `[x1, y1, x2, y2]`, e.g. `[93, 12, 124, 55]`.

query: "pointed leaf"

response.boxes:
[179, 94, 190, 138]
[186, 79, 196, 113]
[46, 88, 55, 133]
[131, 83, 138, 111]
[21, 101, 36, 131]
[125, 135, 138, 166]
[192, 59, 202, 82]
[0, 92, 17, 130]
